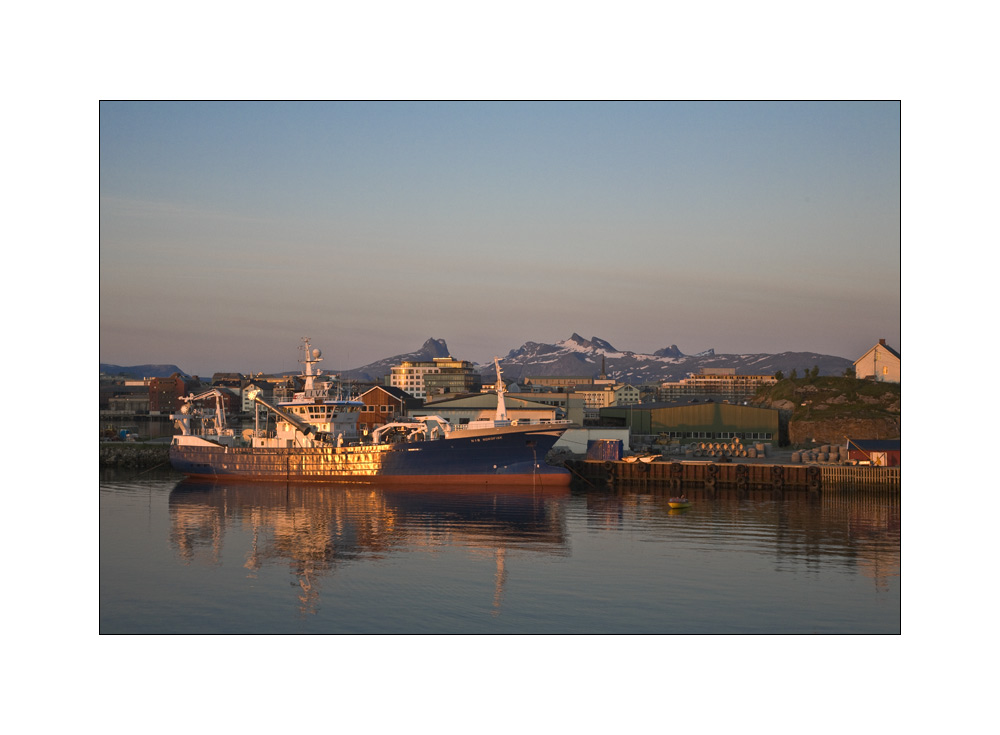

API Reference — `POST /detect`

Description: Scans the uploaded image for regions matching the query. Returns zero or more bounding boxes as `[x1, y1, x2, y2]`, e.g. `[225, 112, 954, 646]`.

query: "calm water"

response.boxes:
[100, 469, 900, 634]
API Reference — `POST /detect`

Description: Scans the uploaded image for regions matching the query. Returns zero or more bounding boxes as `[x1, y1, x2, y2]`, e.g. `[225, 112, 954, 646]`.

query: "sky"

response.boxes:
[100, 101, 900, 376]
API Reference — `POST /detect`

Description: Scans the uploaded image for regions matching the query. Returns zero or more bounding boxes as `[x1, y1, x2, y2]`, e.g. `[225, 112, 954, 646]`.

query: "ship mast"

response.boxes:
[493, 357, 507, 422]
[300, 337, 323, 394]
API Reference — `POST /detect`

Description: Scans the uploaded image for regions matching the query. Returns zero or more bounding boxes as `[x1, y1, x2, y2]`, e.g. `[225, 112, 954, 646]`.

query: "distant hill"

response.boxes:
[100, 363, 188, 379]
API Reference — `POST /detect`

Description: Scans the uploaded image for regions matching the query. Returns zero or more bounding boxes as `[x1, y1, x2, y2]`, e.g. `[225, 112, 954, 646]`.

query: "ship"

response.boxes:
[169, 338, 573, 486]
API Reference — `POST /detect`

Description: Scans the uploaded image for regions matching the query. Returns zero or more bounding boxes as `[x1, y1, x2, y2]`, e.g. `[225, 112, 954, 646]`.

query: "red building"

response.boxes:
[149, 374, 195, 413]
[357, 385, 415, 434]
[846, 439, 901, 467]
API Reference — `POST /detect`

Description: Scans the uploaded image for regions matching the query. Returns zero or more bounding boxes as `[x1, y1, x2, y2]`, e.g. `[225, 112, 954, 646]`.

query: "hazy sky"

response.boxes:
[100, 101, 900, 376]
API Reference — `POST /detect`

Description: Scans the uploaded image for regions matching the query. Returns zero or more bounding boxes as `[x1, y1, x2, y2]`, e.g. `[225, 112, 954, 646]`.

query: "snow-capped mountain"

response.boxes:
[106, 334, 854, 386]
[487, 333, 853, 384]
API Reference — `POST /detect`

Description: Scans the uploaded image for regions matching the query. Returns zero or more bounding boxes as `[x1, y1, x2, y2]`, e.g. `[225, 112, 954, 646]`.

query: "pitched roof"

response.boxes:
[856, 340, 901, 363]
[846, 439, 901, 451]
[361, 385, 413, 400]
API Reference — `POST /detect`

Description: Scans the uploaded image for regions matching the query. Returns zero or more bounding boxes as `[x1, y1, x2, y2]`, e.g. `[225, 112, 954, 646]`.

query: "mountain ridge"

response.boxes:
[490, 335, 853, 384]
[102, 335, 854, 383]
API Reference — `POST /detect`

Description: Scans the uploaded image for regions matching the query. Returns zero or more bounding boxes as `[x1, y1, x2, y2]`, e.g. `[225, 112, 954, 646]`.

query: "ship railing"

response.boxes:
[452, 418, 573, 429]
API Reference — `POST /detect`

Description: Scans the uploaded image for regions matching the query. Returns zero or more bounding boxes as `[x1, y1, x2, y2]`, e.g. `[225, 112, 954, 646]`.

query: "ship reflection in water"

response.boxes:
[168, 480, 570, 616]
[93, 473, 904, 633]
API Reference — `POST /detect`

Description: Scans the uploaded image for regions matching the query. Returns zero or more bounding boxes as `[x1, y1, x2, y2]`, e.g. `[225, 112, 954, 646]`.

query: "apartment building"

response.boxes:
[659, 368, 777, 401]
[387, 356, 479, 400]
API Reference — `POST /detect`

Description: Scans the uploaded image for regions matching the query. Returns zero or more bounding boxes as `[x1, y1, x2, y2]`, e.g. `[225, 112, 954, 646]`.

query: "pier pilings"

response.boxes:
[565, 459, 900, 493]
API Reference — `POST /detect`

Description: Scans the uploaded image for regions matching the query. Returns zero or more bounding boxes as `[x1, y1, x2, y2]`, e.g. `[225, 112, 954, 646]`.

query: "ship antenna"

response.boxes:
[494, 357, 507, 421]
[300, 336, 323, 393]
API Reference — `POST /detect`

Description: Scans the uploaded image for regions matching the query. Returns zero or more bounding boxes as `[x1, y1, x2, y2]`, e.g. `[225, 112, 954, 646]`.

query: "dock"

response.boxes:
[564, 458, 900, 493]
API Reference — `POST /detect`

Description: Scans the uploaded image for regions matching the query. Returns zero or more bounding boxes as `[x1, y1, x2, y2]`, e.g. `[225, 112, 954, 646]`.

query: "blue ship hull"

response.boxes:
[169, 426, 570, 486]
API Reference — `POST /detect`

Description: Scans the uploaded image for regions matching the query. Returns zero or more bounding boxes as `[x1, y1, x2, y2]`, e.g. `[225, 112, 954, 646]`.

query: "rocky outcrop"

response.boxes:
[752, 376, 900, 447]
[788, 417, 901, 446]
[100, 443, 170, 468]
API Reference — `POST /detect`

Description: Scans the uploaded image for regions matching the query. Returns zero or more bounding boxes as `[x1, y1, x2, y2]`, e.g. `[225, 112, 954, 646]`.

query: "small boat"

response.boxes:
[667, 496, 692, 509]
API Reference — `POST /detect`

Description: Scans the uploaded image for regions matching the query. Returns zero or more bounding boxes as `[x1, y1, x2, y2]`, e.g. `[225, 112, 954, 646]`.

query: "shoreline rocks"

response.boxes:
[100, 442, 170, 468]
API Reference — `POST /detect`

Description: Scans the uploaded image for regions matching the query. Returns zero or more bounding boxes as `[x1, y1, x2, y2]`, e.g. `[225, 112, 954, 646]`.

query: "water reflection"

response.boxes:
[168, 480, 570, 614]
[98, 469, 902, 632]
[580, 486, 900, 592]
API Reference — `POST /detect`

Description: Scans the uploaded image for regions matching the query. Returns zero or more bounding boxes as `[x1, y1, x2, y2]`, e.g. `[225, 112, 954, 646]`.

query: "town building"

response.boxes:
[241, 381, 272, 413]
[519, 372, 639, 425]
[513, 392, 586, 426]
[387, 356, 479, 400]
[658, 368, 777, 402]
[571, 384, 640, 423]
[600, 401, 779, 444]
[846, 438, 901, 466]
[106, 385, 151, 414]
[149, 374, 200, 414]
[523, 375, 595, 389]
[211, 372, 244, 389]
[356, 385, 419, 434]
[854, 339, 900, 383]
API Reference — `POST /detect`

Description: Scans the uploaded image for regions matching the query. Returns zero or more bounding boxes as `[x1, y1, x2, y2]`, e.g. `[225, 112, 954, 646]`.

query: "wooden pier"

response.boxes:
[820, 465, 900, 492]
[565, 459, 900, 493]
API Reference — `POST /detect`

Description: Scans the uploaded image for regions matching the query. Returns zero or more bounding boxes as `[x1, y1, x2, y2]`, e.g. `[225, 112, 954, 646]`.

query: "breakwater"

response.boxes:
[565, 459, 900, 493]
[100, 442, 170, 469]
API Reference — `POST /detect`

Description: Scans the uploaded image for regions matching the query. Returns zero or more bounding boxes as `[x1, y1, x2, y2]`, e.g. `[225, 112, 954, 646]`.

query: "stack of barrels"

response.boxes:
[686, 439, 766, 459]
[791, 445, 849, 464]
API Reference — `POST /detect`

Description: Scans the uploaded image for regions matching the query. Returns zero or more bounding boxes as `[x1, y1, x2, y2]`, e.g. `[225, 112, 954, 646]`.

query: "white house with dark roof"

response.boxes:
[854, 339, 900, 383]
